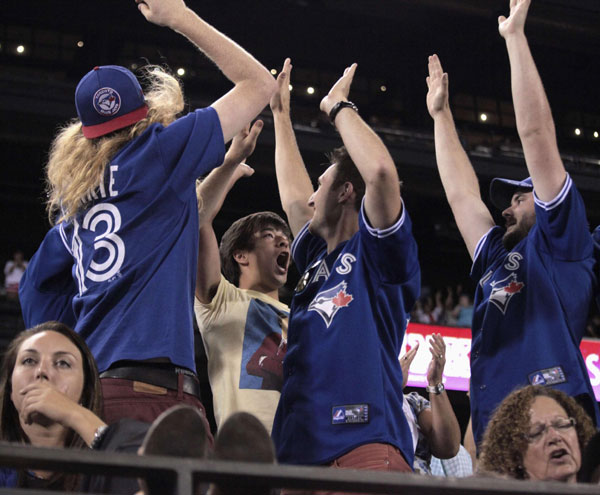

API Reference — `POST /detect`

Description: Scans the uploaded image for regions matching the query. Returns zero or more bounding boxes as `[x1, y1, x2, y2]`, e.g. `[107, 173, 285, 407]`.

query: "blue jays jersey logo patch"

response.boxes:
[308, 281, 353, 328]
[93, 87, 121, 116]
[488, 273, 525, 314]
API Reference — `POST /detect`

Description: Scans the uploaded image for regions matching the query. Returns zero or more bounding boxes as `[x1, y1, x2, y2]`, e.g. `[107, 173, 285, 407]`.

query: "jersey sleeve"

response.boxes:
[290, 221, 326, 274]
[358, 199, 420, 284]
[156, 107, 226, 195]
[19, 224, 77, 328]
[470, 226, 505, 281]
[532, 175, 592, 261]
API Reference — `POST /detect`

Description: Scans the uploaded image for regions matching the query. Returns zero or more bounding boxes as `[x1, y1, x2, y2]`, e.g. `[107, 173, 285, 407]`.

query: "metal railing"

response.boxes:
[0, 443, 598, 495]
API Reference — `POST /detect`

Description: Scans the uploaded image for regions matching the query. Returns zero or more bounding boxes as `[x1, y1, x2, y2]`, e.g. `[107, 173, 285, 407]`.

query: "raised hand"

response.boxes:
[400, 342, 419, 389]
[498, 0, 531, 39]
[426, 54, 449, 118]
[320, 63, 357, 115]
[19, 382, 78, 427]
[270, 58, 292, 115]
[224, 120, 264, 167]
[426, 333, 446, 386]
[135, 0, 187, 28]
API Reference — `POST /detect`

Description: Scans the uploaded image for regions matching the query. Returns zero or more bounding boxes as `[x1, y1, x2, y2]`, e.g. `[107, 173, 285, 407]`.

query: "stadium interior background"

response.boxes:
[1, 0, 599, 435]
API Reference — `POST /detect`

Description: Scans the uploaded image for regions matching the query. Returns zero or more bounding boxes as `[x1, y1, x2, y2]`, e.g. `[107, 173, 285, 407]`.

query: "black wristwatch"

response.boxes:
[426, 382, 445, 395]
[329, 100, 359, 124]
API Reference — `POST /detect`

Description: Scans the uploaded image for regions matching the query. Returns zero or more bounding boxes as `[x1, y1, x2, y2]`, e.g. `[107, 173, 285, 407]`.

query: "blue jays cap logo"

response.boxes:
[489, 272, 524, 314]
[308, 281, 353, 328]
[93, 87, 121, 116]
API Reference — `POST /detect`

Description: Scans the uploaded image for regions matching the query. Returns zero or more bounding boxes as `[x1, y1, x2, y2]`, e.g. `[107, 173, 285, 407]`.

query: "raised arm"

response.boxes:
[196, 122, 263, 303]
[269, 58, 315, 237]
[427, 55, 495, 259]
[498, 0, 566, 200]
[137, 0, 276, 143]
[320, 64, 401, 230]
[418, 334, 461, 459]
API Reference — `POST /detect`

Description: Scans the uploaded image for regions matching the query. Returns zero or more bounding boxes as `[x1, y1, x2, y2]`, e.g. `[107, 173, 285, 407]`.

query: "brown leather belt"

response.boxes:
[99, 364, 201, 399]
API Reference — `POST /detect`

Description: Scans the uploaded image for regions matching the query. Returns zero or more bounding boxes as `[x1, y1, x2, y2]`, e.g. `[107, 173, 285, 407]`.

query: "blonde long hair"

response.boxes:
[46, 66, 185, 224]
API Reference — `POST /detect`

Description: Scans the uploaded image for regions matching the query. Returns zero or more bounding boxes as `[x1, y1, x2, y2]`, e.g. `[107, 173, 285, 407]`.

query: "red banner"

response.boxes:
[402, 322, 600, 401]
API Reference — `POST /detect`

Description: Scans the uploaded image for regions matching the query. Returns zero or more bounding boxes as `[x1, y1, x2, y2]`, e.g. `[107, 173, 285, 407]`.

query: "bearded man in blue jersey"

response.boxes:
[426, 0, 599, 450]
[269, 59, 421, 472]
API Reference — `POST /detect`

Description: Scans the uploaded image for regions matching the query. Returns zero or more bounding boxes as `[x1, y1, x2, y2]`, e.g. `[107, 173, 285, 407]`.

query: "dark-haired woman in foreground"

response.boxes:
[0, 321, 106, 490]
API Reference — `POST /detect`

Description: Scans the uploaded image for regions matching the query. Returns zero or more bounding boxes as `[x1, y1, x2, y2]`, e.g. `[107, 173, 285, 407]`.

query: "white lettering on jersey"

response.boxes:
[82, 204, 125, 282]
[311, 260, 330, 284]
[479, 270, 493, 288]
[336, 254, 357, 275]
[72, 219, 87, 295]
[504, 252, 523, 271]
[109, 165, 119, 197]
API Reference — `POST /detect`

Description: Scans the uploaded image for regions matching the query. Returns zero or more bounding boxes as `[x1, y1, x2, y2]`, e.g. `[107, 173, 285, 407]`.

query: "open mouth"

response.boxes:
[276, 252, 289, 271]
[549, 448, 568, 461]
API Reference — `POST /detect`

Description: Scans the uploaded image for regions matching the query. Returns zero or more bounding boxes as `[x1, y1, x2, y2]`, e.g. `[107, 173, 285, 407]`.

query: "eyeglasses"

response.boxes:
[525, 417, 576, 443]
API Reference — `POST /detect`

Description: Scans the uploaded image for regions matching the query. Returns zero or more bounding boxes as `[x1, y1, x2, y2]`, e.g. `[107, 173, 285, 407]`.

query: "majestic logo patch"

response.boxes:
[489, 273, 524, 314]
[331, 404, 369, 424]
[308, 281, 353, 328]
[93, 87, 121, 116]
[528, 366, 566, 387]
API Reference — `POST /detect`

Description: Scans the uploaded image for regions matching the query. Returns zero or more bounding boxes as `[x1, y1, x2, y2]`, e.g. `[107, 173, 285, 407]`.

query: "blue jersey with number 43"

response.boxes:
[20, 108, 225, 373]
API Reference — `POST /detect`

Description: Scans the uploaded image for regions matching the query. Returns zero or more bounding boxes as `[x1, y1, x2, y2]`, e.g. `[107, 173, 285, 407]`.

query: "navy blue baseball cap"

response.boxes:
[489, 176, 533, 210]
[75, 65, 148, 139]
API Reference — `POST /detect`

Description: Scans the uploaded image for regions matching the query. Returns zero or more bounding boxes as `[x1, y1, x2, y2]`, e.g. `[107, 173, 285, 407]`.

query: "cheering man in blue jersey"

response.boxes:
[270, 59, 420, 472]
[426, 0, 599, 449]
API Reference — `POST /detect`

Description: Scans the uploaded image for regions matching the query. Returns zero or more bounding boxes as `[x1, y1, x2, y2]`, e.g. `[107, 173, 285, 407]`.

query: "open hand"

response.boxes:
[426, 333, 446, 386]
[498, 0, 531, 39]
[270, 58, 292, 115]
[225, 120, 263, 166]
[400, 342, 419, 389]
[426, 55, 449, 118]
[320, 63, 357, 115]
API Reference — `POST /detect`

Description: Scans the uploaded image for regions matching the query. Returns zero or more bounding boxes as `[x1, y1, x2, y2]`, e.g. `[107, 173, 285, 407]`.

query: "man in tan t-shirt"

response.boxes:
[195, 122, 291, 434]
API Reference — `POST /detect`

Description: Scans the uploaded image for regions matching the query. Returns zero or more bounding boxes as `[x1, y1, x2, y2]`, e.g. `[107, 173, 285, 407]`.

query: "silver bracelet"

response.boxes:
[425, 382, 445, 395]
[90, 425, 108, 450]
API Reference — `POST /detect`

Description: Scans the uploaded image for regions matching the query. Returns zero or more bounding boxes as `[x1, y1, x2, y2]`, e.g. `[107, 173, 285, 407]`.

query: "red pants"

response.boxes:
[100, 377, 214, 447]
[283, 443, 412, 495]
[328, 443, 411, 472]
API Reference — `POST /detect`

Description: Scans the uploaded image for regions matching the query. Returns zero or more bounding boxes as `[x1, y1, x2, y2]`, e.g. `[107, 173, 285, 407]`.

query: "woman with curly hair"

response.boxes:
[478, 385, 596, 482]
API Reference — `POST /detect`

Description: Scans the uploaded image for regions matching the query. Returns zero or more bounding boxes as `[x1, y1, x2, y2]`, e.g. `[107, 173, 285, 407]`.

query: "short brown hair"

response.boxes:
[327, 146, 365, 212]
[219, 212, 291, 286]
[479, 386, 596, 480]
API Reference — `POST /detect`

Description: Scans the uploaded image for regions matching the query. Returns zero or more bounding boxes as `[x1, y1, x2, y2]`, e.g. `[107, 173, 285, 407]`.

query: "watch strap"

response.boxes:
[426, 382, 445, 395]
[329, 100, 359, 124]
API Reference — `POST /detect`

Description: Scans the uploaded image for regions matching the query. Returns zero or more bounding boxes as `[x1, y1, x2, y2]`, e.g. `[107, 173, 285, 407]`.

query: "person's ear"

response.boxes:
[233, 250, 249, 267]
[338, 182, 354, 203]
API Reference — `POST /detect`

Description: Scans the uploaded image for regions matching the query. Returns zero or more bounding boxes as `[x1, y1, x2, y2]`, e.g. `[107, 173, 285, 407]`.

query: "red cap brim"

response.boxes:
[81, 105, 148, 139]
